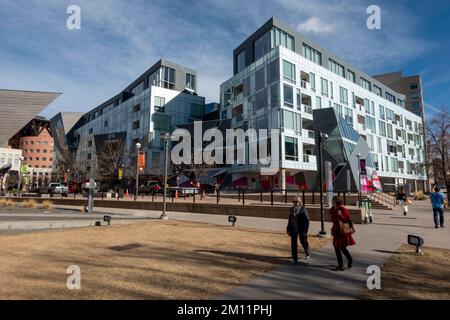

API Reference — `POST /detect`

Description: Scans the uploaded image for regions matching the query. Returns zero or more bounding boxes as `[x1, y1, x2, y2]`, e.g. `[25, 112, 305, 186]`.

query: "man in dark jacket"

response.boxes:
[286, 196, 310, 264]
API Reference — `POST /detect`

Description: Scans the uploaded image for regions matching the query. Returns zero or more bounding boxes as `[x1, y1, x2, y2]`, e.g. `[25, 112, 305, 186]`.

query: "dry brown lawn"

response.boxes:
[364, 245, 450, 300]
[0, 220, 329, 300]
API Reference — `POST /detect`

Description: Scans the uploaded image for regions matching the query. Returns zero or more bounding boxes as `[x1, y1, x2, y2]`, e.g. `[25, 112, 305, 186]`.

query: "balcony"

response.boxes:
[302, 129, 315, 144]
[302, 105, 313, 120]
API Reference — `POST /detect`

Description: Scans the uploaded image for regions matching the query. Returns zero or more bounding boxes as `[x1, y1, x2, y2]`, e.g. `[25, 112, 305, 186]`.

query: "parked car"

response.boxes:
[139, 181, 161, 195]
[38, 183, 69, 196]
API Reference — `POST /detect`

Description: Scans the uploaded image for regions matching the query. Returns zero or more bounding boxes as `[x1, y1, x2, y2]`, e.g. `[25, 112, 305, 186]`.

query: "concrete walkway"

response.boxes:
[218, 201, 449, 299]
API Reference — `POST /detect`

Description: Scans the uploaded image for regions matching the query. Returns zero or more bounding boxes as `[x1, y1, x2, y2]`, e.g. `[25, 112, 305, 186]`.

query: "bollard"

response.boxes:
[216, 189, 219, 204]
[271, 189, 274, 206]
[343, 192, 346, 205]
[242, 189, 245, 206]
[260, 191, 263, 203]
[238, 190, 241, 202]
[193, 192, 196, 204]
[312, 191, 315, 204]
[302, 190, 305, 205]
[284, 190, 287, 204]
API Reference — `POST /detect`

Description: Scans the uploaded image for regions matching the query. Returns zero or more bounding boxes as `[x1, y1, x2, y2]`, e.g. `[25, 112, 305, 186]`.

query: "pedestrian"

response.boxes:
[331, 196, 355, 271]
[398, 187, 408, 216]
[430, 187, 445, 229]
[286, 196, 310, 264]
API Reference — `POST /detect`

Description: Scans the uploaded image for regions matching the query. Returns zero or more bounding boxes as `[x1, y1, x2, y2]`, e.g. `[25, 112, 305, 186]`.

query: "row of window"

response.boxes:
[21, 141, 51, 146]
[25, 157, 52, 162]
[22, 149, 52, 154]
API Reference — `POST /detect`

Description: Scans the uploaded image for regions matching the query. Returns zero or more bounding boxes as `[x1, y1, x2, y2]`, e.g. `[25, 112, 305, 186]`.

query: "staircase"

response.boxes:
[366, 193, 396, 210]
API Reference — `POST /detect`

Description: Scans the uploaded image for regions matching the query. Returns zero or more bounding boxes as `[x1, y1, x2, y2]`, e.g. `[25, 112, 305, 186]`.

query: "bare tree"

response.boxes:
[96, 140, 126, 188]
[426, 111, 450, 195]
[54, 149, 79, 183]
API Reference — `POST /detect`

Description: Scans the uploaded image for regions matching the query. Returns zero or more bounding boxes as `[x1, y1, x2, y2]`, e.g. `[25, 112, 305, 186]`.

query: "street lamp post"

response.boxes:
[160, 133, 174, 220]
[357, 153, 361, 208]
[135, 142, 141, 201]
[317, 132, 328, 237]
[18, 156, 24, 197]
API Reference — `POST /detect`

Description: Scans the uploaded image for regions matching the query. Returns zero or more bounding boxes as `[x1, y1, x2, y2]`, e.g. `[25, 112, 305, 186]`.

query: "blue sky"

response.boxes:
[0, 0, 449, 118]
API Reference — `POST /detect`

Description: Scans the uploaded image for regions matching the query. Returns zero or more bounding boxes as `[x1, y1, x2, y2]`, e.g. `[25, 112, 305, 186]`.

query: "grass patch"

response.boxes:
[0, 220, 329, 300]
[22, 199, 37, 209]
[364, 244, 450, 299]
[42, 200, 53, 210]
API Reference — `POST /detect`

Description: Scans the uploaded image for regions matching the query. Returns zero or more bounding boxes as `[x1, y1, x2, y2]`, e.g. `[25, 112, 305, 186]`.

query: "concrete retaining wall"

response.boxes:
[7, 197, 364, 224]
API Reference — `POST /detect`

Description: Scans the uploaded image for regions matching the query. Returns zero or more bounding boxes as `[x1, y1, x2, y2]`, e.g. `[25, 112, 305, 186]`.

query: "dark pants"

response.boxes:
[334, 247, 352, 268]
[433, 208, 444, 227]
[291, 232, 309, 261]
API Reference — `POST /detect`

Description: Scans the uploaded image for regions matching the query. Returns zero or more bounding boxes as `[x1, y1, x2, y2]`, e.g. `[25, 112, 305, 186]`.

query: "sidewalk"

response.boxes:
[218, 201, 449, 299]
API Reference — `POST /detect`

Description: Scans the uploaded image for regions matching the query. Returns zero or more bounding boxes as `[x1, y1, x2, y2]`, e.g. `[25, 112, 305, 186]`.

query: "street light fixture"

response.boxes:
[317, 131, 328, 237]
[18, 156, 24, 197]
[160, 133, 175, 220]
[357, 153, 361, 208]
[135, 142, 142, 201]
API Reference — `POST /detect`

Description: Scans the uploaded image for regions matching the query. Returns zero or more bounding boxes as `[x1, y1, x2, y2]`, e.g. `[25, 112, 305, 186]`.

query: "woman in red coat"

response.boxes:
[330, 196, 355, 271]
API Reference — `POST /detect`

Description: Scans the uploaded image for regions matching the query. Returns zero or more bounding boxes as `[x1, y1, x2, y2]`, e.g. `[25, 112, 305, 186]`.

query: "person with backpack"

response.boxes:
[430, 187, 445, 229]
[331, 196, 355, 271]
[286, 196, 310, 264]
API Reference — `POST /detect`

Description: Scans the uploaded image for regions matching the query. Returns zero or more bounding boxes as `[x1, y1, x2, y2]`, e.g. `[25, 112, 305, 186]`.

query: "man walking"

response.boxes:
[430, 187, 445, 229]
[286, 196, 310, 264]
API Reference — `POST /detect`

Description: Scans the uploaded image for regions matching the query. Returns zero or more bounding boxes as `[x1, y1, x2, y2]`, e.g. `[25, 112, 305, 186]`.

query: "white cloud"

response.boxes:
[296, 16, 334, 34]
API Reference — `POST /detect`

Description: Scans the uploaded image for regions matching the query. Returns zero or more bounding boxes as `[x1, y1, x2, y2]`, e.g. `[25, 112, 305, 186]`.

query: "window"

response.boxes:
[364, 98, 370, 114]
[161, 66, 175, 89]
[410, 83, 419, 90]
[186, 73, 196, 91]
[334, 103, 343, 116]
[302, 43, 322, 65]
[43, 149, 47, 153]
[347, 70, 356, 83]
[254, 30, 271, 61]
[379, 105, 385, 119]
[284, 136, 298, 161]
[154, 96, 166, 112]
[88, 140, 93, 147]
[236, 51, 245, 73]
[283, 110, 301, 131]
[43, 157, 47, 161]
[386, 108, 395, 121]
[360, 77, 371, 91]
[133, 103, 141, 112]
[379, 121, 386, 137]
[104, 120, 108, 128]
[132, 120, 140, 130]
[320, 78, 328, 96]
[310, 73, 316, 90]
[344, 107, 353, 125]
[374, 85, 382, 97]
[316, 96, 322, 109]
[329, 59, 345, 77]
[339, 87, 348, 105]
[271, 27, 295, 51]
[385, 91, 396, 103]
[283, 84, 294, 108]
[387, 123, 393, 139]
[89, 128, 93, 135]
[87, 153, 92, 160]
[283, 60, 296, 83]
[131, 82, 144, 96]
[366, 116, 376, 133]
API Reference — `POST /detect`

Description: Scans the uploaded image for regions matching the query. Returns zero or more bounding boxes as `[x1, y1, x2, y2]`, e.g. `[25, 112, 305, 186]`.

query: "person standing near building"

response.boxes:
[286, 196, 310, 264]
[430, 187, 445, 229]
[331, 196, 355, 271]
[398, 187, 408, 216]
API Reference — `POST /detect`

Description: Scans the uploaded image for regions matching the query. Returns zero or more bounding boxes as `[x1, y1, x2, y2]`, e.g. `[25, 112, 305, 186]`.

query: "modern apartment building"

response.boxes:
[63, 59, 205, 179]
[219, 17, 426, 192]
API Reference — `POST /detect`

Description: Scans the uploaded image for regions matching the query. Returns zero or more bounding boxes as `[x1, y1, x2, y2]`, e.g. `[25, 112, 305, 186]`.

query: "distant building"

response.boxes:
[8, 117, 54, 187]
